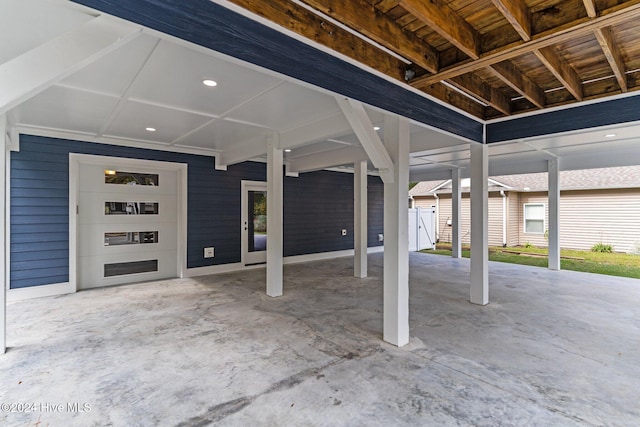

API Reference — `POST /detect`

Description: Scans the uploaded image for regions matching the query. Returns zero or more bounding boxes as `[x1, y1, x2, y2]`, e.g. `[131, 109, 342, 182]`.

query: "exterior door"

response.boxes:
[77, 160, 178, 289]
[242, 181, 267, 265]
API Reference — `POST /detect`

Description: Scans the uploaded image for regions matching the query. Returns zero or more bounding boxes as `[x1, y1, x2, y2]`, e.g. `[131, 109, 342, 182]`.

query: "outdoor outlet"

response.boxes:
[204, 247, 215, 258]
[341, 229, 347, 236]
[378, 234, 384, 242]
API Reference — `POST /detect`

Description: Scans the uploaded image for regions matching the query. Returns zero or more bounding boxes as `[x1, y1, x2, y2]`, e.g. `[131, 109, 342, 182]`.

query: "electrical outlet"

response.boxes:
[378, 233, 384, 242]
[341, 229, 347, 236]
[204, 247, 214, 258]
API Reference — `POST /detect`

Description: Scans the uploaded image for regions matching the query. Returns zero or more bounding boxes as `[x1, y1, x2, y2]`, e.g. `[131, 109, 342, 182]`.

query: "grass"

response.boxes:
[421, 244, 640, 279]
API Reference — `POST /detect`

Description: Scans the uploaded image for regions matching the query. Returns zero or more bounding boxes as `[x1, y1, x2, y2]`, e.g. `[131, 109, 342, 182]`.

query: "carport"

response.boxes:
[1, 2, 640, 423]
[2, 252, 639, 425]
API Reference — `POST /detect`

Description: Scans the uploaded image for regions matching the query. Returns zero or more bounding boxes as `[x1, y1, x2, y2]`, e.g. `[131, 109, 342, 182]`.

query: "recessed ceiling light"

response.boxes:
[604, 133, 616, 138]
[145, 127, 156, 132]
[203, 79, 218, 87]
[284, 149, 292, 153]
[374, 126, 381, 131]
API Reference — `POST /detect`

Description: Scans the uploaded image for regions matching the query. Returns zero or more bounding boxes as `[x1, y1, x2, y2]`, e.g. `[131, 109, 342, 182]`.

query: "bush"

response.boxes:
[592, 242, 613, 253]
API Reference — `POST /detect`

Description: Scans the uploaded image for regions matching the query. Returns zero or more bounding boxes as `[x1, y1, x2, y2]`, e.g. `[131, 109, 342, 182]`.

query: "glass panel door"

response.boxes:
[242, 182, 267, 265]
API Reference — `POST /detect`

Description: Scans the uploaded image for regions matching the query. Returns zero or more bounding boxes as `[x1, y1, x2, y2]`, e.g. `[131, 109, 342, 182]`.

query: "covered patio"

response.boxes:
[2, 252, 638, 426]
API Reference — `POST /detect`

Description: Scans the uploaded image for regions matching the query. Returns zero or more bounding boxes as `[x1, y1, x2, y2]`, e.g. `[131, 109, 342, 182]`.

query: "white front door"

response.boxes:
[241, 181, 267, 265]
[77, 159, 178, 289]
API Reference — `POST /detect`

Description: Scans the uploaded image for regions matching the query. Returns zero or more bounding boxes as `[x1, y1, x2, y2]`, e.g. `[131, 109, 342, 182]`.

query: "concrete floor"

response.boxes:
[1, 252, 639, 426]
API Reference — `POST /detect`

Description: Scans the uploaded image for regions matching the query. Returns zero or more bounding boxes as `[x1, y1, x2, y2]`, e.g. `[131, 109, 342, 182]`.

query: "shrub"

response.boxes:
[632, 241, 640, 255]
[591, 242, 613, 253]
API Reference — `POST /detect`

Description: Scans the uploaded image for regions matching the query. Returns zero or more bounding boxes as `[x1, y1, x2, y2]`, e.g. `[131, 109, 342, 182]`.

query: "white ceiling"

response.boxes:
[3, 0, 640, 181]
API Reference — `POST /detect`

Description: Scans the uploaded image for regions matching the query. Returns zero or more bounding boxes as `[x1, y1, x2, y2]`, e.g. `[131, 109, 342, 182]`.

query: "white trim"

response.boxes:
[69, 154, 188, 291]
[8, 282, 75, 302]
[185, 246, 385, 278]
[523, 202, 546, 235]
[10, 247, 386, 299]
[14, 126, 220, 159]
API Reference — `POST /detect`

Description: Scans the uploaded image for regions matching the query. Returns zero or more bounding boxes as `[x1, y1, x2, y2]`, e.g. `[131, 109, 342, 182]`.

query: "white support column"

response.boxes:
[266, 135, 284, 297]
[354, 160, 368, 278]
[1, 116, 7, 354]
[451, 168, 462, 258]
[470, 142, 489, 306]
[383, 115, 410, 347]
[548, 158, 561, 271]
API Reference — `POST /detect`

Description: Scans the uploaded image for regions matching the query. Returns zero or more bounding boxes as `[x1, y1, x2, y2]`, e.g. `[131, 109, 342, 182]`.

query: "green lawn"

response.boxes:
[422, 244, 640, 279]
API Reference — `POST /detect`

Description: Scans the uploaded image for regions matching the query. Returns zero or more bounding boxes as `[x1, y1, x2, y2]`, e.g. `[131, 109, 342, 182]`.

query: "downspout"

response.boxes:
[500, 190, 507, 247]
[433, 192, 439, 242]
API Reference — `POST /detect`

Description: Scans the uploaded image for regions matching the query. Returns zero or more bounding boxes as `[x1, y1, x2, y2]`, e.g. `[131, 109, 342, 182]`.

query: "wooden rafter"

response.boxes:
[398, 0, 480, 60]
[490, 0, 531, 42]
[594, 26, 628, 92]
[448, 74, 511, 115]
[298, 0, 439, 73]
[489, 61, 546, 108]
[411, 2, 640, 88]
[226, 0, 483, 117]
[583, 0, 598, 18]
[534, 47, 584, 101]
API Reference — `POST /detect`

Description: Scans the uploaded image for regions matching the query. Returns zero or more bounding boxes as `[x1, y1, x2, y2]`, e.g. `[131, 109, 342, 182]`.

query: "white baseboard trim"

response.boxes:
[10, 247, 386, 300]
[8, 282, 75, 302]
[185, 246, 385, 278]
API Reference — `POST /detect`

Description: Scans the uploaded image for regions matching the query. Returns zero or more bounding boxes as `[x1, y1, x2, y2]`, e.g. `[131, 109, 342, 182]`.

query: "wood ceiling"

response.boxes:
[227, 0, 640, 120]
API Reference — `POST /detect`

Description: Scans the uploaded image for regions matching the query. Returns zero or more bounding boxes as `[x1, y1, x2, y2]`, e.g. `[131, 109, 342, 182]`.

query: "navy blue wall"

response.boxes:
[487, 95, 640, 142]
[11, 134, 383, 289]
[71, 0, 483, 143]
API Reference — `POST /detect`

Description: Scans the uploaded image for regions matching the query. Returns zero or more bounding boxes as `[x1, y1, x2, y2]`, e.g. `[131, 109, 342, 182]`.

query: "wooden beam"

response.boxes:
[299, 0, 439, 73]
[489, 61, 546, 108]
[448, 74, 511, 115]
[594, 26, 628, 92]
[534, 46, 584, 100]
[398, 0, 480, 59]
[490, 0, 531, 41]
[411, 1, 640, 87]
[228, 0, 405, 79]
[336, 97, 395, 183]
[583, 0, 598, 18]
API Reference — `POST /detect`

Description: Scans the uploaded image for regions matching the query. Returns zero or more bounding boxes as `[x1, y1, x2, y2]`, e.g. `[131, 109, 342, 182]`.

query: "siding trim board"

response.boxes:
[10, 134, 384, 291]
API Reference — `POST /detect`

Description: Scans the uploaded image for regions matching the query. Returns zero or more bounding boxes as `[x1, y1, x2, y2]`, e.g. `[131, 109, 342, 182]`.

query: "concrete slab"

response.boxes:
[1, 253, 638, 426]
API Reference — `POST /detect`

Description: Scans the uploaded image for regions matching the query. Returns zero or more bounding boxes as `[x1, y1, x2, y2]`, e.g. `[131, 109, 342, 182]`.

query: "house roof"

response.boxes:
[410, 165, 640, 196]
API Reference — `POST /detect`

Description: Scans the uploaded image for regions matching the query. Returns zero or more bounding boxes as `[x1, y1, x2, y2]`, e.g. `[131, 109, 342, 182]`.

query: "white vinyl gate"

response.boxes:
[409, 207, 436, 251]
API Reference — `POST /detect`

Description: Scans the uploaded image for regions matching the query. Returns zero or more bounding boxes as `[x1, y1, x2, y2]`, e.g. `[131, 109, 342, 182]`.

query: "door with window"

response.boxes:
[241, 181, 267, 265]
[77, 160, 178, 289]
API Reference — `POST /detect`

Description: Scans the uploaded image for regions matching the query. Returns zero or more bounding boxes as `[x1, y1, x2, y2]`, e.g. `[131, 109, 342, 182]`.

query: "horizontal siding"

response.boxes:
[11, 134, 384, 289]
[519, 193, 550, 247]
[508, 194, 520, 247]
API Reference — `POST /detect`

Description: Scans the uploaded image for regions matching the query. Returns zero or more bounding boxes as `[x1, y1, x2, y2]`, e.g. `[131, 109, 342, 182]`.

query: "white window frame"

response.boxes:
[523, 203, 545, 234]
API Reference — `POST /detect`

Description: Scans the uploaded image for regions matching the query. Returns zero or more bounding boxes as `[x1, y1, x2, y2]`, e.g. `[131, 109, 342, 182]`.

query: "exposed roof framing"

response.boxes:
[229, 0, 640, 119]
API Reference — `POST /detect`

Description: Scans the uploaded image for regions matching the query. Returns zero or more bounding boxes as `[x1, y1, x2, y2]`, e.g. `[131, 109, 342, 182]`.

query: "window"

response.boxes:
[104, 170, 159, 186]
[104, 202, 159, 215]
[524, 203, 545, 234]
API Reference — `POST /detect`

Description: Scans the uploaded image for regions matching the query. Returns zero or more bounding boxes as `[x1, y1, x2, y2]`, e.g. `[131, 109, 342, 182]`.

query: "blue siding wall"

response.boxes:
[487, 95, 640, 142]
[283, 171, 384, 256]
[11, 134, 384, 289]
[70, 0, 483, 142]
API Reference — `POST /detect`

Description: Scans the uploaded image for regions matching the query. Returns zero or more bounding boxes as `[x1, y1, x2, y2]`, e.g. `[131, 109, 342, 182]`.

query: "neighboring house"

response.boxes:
[409, 166, 640, 253]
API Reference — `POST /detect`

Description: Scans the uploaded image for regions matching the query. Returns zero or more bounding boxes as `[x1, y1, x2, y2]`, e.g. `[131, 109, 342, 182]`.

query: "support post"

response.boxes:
[470, 142, 489, 305]
[548, 158, 561, 271]
[383, 115, 410, 347]
[266, 135, 283, 297]
[354, 160, 368, 278]
[1, 116, 6, 354]
[451, 168, 462, 258]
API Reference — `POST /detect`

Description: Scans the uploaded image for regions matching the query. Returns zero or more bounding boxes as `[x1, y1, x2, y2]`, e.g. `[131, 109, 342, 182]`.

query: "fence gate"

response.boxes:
[408, 207, 436, 251]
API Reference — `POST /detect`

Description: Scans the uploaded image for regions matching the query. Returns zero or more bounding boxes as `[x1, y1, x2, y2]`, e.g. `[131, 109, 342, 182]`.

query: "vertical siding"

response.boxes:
[11, 134, 384, 288]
